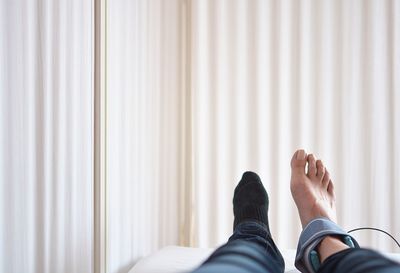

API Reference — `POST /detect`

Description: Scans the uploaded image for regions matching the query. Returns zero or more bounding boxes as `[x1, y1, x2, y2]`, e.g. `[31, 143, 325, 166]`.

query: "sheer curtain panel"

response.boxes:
[106, 1, 188, 273]
[0, 1, 94, 273]
[190, 0, 400, 252]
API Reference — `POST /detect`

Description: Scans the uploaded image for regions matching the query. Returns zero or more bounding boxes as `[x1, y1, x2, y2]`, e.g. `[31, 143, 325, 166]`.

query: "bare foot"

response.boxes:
[290, 149, 337, 228]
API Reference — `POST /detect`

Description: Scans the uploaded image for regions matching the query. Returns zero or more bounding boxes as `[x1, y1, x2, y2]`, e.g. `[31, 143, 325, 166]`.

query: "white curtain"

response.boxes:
[0, 1, 94, 273]
[106, 1, 188, 273]
[106, 0, 400, 271]
[191, 0, 400, 250]
[190, 0, 400, 252]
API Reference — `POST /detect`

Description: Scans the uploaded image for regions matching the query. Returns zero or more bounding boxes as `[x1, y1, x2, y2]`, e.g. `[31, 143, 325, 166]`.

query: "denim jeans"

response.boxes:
[191, 221, 285, 273]
[191, 220, 400, 273]
[319, 248, 400, 273]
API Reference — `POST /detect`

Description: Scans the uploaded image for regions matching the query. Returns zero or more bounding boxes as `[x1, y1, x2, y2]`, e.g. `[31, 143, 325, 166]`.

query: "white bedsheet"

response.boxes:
[129, 246, 298, 273]
[129, 246, 400, 273]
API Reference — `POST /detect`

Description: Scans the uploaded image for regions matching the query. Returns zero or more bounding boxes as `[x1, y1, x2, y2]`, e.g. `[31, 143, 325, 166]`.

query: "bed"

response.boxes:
[129, 246, 400, 273]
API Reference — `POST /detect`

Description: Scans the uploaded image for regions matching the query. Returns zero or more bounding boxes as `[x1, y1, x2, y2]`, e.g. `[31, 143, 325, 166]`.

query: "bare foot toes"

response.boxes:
[290, 150, 337, 228]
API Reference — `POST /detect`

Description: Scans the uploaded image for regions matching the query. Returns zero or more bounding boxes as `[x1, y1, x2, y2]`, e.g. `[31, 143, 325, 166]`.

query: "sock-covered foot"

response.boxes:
[290, 149, 337, 228]
[233, 171, 270, 232]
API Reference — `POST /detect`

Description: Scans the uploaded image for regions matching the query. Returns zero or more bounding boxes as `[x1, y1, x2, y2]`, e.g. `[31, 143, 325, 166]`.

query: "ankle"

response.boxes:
[317, 236, 350, 263]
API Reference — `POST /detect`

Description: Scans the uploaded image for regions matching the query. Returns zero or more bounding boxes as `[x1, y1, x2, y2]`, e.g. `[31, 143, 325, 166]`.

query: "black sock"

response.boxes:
[233, 171, 270, 232]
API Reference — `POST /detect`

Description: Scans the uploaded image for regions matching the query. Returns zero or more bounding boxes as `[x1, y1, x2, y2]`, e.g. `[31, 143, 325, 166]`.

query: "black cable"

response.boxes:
[347, 227, 400, 249]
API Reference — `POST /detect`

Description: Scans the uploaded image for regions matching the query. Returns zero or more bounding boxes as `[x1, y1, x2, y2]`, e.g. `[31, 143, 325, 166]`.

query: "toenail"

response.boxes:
[297, 151, 305, 159]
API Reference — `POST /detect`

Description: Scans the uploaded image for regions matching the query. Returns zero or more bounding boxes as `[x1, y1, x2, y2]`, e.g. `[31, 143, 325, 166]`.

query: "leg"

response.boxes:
[191, 172, 284, 273]
[290, 149, 400, 273]
[319, 248, 400, 273]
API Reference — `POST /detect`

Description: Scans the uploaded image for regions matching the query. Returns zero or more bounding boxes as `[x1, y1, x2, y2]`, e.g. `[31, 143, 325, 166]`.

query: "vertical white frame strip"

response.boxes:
[94, 0, 107, 272]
